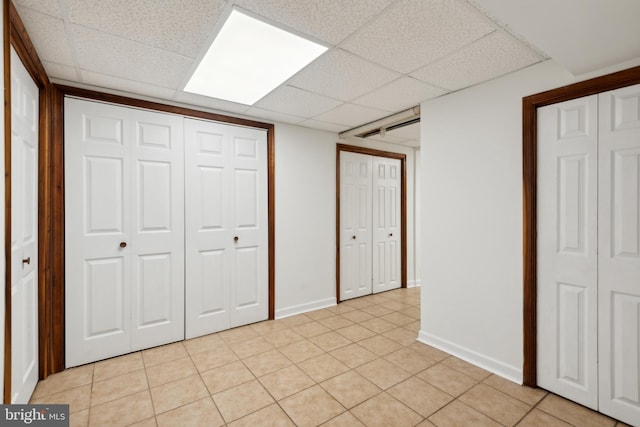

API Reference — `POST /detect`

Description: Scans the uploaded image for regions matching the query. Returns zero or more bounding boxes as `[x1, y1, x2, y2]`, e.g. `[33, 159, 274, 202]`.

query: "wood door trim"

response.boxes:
[336, 143, 408, 304]
[50, 86, 276, 373]
[522, 65, 640, 386]
[4, 1, 53, 401]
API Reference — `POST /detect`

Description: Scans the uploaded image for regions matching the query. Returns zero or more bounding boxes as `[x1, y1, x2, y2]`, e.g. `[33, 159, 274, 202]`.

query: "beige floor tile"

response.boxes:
[401, 306, 421, 319]
[340, 309, 375, 324]
[292, 321, 331, 338]
[359, 317, 396, 333]
[278, 313, 313, 327]
[318, 315, 354, 330]
[258, 365, 315, 400]
[150, 374, 209, 414]
[384, 347, 437, 374]
[142, 342, 188, 368]
[320, 370, 381, 409]
[403, 320, 421, 333]
[417, 363, 478, 396]
[183, 333, 226, 355]
[335, 325, 376, 342]
[243, 349, 292, 377]
[355, 358, 411, 389]
[330, 343, 378, 369]
[190, 347, 238, 372]
[428, 400, 502, 427]
[327, 304, 357, 315]
[280, 385, 345, 427]
[382, 327, 419, 346]
[415, 420, 437, 427]
[381, 311, 414, 326]
[360, 305, 394, 317]
[250, 320, 289, 335]
[228, 404, 296, 427]
[213, 380, 274, 423]
[537, 394, 617, 427]
[229, 336, 274, 359]
[389, 377, 453, 417]
[305, 308, 336, 321]
[200, 360, 255, 394]
[129, 417, 157, 427]
[91, 369, 148, 407]
[351, 392, 422, 427]
[30, 384, 91, 413]
[409, 342, 450, 361]
[517, 409, 572, 427]
[93, 353, 144, 382]
[459, 383, 530, 426]
[156, 397, 224, 427]
[441, 356, 492, 381]
[341, 298, 375, 310]
[263, 329, 305, 348]
[218, 325, 259, 343]
[483, 374, 547, 405]
[298, 354, 349, 382]
[279, 340, 325, 363]
[32, 364, 94, 399]
[357, 335, 403, 356]
[69, 409, 89, 427]
[309, 331, 352, 352]
[89, 390, 154, 426]
[320, 411, 365, 426]
[145, 357, 197, 388]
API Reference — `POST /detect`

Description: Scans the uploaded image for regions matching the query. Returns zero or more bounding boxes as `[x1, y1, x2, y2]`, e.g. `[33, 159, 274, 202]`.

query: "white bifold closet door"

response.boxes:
[65, 98, 185, 368]
[340, 151, 401, 301]
[184, 118, 268, 339]
[537, 84, 640, 426]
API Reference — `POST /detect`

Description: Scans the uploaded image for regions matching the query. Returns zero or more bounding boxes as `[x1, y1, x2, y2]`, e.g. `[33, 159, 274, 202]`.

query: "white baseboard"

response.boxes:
[418, 330, 522, 384]
[275, 297, 336, 319]
[407, 280, 422, 288]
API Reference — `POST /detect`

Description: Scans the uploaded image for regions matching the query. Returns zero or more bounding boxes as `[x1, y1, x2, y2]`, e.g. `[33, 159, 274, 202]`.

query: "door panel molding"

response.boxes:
[522, 65, 640, 387]
[336, 143, 407, 303]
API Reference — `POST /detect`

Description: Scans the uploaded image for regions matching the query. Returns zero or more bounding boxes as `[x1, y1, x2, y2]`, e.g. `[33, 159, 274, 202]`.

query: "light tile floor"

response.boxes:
[31, 288, 631, 427]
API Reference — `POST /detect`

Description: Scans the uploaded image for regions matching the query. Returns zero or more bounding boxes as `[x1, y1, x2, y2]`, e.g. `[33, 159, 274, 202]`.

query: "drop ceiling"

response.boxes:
[12, 0, 552, 148]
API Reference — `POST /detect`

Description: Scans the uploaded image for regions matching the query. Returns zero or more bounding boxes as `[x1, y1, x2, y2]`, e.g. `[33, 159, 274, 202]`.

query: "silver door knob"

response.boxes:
[120, 242, 127, 248]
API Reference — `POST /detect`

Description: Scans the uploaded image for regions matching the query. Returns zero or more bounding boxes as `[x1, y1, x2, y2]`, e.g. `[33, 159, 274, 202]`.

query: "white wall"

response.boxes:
[0, 3, 5, 400]
[273, 124, 421, 317]
[419, 58, 640, 383]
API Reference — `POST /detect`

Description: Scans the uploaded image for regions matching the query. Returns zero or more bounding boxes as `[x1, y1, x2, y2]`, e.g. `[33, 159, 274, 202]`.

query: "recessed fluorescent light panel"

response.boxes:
[184, 9, 328, 105]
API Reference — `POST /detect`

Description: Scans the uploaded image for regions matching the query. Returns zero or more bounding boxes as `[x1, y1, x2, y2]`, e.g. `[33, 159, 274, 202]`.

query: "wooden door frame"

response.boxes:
[336, 143, 407, 303]
[522, 65, 640, 387]
[50, 86, 277, 373]
[3, 1, 53, 401]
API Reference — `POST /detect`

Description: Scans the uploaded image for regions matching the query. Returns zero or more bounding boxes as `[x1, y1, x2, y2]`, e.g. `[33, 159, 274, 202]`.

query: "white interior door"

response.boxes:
[65, 98, 184, 366]
[185, 118, 268, 338]
[10, 47, 39, 404]
[372, 157, 401, 293]
[340, 151, 372, 301]
[597, 84, 640, 426]
[537, 95, 599, 409]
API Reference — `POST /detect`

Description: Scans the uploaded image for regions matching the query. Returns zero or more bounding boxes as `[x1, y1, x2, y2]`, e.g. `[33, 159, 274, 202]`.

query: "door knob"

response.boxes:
[388, 233, 393, 237]
[119, 242, 127, 248]
[22, 257, 31, 265]
[352, 235, 356, 240]
[234, 236, 239, 242]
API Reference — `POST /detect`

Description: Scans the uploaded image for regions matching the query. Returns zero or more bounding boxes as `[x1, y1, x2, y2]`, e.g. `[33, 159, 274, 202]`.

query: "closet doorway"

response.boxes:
[336, 144, 407, 302]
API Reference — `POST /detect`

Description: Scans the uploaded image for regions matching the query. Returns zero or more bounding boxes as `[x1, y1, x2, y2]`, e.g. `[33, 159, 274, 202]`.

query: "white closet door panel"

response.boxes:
[537, 95, 599, 409]
[229, 127, 268, 327]
[10, 47, 39, 403]
[129, 109, 184, 350]
[372, 157, 401, 294]
[598, 84, 640, 426]
[340, 152, 372, 301]
[65, 98, 132, 366]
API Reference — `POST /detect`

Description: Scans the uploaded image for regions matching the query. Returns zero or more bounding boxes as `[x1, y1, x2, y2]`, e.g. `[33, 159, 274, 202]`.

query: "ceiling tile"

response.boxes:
[43, 61, 78, 81]
[341, 0, 495, 73]
[412, 31, 542, 90]
[255, 86, 342, 118]
[64, 0, 227, 58]
[288, 49, 400, 101]
[299, 119, 350, 133]
[14, 0, 61, 18]
[235, 0, 397, 45]
[313, 103, 390, 128]
[353, 77, 447, 112]
[72, 25, 193, 89]
[80, 70, 177, 100]
[244, 107, 306, 125]
[15, 7, 75, 66]
[173, 91, 251, 114]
